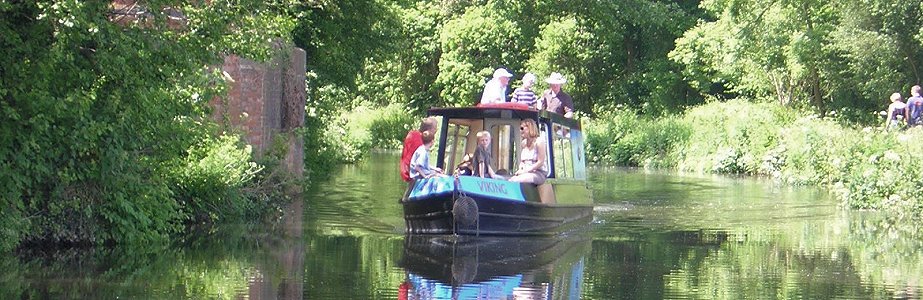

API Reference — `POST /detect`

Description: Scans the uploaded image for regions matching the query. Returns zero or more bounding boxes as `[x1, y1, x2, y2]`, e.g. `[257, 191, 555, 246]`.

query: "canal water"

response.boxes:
[3, 152, 923, 299]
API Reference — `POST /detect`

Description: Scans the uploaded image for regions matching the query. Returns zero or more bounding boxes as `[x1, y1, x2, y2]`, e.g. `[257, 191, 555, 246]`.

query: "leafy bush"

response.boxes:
[303, 99, 416, 176]
[584, 107, 690, 168]
[368, 105, 416, 149]
[171, 135, 264, 224]
[676, 99, 789, 174]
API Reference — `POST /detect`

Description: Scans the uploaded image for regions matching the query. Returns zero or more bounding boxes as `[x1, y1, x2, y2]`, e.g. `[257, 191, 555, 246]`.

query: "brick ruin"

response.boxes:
[109, 1, 306, 177]
[212, 46, 306, 178]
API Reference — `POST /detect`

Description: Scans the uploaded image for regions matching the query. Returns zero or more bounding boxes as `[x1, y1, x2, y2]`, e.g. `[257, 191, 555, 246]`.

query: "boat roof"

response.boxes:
[427, 104, 581, 130]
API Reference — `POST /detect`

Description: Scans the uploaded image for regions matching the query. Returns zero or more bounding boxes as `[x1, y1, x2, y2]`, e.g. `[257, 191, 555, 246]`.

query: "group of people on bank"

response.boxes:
[399, 68, 572, 186]
[481, 68, 575, 118]
[885, 85, 923, 129]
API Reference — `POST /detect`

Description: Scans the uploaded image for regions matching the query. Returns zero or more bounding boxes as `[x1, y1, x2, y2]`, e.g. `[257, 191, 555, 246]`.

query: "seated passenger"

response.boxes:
[410, 132, 445, 179]
[400, 117, 438, 182]
[472, 131, 499, 179]
[454, 154, 473, 176]
[509, 119, 547, 185]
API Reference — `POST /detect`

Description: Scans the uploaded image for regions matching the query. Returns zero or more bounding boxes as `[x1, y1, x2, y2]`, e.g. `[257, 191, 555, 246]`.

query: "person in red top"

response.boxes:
[401, 117, 438, 181]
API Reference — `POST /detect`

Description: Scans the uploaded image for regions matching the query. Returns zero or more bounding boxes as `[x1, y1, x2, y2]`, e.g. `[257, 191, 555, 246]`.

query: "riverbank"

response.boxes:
[325, 99, 923, 218]
[584, 99, 923, 217]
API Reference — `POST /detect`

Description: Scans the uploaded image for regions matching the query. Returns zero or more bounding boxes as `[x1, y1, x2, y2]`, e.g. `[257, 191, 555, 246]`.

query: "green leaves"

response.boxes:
[0, 0, 298, 250]
[672, 0, 923, 116]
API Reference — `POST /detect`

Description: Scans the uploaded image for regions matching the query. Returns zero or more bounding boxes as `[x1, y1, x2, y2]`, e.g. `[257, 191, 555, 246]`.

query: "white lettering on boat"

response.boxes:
[476, 181, 508, 195]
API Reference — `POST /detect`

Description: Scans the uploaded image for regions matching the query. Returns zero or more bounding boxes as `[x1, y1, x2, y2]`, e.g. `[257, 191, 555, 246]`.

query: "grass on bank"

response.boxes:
[321, 100, 923, 218]
[585, 99, 923, 217]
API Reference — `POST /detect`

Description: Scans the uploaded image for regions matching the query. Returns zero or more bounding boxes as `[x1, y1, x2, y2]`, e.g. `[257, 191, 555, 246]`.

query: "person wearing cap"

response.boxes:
[480, 68, 514, 104]
[539, 72, 574, 118]
[511, 73, 538, 109]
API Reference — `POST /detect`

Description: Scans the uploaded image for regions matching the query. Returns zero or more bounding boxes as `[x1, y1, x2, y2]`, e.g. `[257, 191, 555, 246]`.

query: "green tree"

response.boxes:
[436, 5, 525, 106]
[526, 0, 704, 115]
[0, 0, 295, 250]
[671, 0, 922, 119]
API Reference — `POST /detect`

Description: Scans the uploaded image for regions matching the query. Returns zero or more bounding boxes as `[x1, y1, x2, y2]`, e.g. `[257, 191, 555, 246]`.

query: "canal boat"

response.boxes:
[401, 103, 593, 236]
[398, 234, 590, 298]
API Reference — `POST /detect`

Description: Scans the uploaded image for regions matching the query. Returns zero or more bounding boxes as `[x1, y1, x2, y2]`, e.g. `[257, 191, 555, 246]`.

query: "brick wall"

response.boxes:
[212, 46, 306, 177]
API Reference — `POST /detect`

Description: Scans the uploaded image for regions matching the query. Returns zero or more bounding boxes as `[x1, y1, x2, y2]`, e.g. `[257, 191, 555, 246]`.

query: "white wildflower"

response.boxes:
[883, 150, 900, 162]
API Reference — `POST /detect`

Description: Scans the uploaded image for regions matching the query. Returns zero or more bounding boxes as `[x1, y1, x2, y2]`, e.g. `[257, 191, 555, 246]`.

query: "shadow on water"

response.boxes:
[4, 152, 923, 299]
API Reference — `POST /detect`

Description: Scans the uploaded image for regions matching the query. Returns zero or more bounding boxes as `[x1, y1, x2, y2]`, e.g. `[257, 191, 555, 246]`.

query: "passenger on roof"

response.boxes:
[480, 68, 514, 104]
[538, 72, 574, 118]
[511, 73, 538, 109]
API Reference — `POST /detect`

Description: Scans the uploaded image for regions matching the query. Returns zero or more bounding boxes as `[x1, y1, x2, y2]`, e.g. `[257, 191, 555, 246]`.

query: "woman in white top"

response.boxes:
[509, 119, 547, 185]
[886, 92, 908, 130]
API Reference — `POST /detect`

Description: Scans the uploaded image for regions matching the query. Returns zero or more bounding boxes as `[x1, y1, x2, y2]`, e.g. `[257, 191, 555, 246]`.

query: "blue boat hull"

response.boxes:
[401, 177, 593, 236]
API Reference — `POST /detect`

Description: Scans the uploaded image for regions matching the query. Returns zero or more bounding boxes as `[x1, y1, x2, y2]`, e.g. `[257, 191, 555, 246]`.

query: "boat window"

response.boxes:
[550, 123, 574, 179]
[442, 121, 471, 175]
[491, 124, 515, 173]
[571, 128, 587, 179]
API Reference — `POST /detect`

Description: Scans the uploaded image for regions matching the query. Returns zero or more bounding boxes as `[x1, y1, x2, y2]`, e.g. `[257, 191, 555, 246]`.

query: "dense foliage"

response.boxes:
[293, 0, 710, 174]
[0, 1, 297, 250]
[671, 0, 923, 116]
[297, 0, 706, 117]
[585, 99, 923, 216]
[581, 0, 923, 215]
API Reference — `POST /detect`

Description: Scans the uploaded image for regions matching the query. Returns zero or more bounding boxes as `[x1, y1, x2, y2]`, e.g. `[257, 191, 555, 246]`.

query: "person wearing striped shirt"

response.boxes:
[511, 73, 538, 109]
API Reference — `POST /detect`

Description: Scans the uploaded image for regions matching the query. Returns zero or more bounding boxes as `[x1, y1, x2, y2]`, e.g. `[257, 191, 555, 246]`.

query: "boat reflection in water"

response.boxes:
[398, 234, 591, 300]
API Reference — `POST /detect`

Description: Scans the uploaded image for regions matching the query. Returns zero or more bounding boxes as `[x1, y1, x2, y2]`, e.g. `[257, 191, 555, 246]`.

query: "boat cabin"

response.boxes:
[427, 105, 590, 204]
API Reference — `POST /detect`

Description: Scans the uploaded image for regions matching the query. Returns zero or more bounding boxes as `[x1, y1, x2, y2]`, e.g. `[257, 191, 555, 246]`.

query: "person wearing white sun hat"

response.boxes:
[480, 68, 514, 104]
[539, 72, 574, 118]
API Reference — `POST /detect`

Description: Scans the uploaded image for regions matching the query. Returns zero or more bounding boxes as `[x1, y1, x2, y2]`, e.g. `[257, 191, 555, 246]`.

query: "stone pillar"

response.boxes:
[282, 48, 306, 178]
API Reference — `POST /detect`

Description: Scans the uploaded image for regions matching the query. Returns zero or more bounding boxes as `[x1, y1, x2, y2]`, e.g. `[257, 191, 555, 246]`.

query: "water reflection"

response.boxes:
[399, 235, 590, 299]
[2, 222, 305, 299]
